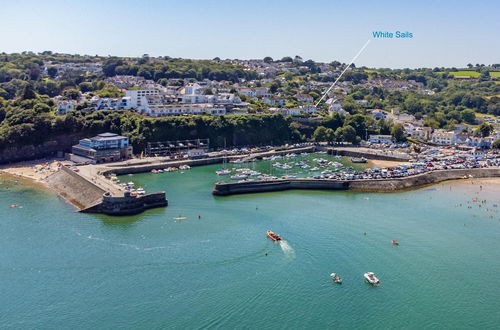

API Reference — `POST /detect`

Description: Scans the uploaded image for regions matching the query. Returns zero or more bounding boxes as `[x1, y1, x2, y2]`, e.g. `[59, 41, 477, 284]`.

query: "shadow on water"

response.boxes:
[91, 206, 167, 225]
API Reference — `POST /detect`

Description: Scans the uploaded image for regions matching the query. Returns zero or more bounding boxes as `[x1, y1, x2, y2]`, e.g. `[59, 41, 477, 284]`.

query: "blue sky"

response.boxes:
[1, 0, 498, 68]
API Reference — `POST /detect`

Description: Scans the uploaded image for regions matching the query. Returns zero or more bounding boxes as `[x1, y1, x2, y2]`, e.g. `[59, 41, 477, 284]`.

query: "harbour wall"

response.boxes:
[46, 165, 106, 209]
[82, 192, 168, 215]
[46, 166, 168, 215]
[212, 168, 500, 196]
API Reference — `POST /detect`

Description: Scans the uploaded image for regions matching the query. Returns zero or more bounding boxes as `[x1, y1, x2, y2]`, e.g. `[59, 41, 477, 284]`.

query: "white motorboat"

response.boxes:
[216, 169, 231, 175]
[230, 174, 248, 180]
[364, 272, 380, 285]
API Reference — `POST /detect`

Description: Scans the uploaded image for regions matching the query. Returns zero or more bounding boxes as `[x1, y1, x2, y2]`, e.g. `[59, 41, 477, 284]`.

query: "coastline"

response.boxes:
[0, 158, 70, 183]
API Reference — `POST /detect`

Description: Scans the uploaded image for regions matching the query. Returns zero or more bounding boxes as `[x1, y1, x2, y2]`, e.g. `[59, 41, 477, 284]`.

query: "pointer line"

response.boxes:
[315, 39, 371, 107]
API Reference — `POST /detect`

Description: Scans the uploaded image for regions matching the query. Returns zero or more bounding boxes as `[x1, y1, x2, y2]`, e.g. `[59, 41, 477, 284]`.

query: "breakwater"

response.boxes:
[46, 165, 106, 209]
[46, 166, 168, 215]
[212, 168, 500, 196]
[82, 191, 168, 215]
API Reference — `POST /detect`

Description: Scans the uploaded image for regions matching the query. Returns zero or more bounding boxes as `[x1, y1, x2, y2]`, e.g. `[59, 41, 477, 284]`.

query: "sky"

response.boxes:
[1, 0, 499, 68]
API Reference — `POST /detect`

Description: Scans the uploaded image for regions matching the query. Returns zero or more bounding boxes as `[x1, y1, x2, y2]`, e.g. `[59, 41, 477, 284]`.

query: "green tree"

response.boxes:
[47, 67, 58, 79]
[341, 125, 357, 143]
[474, 122, 493, 137]
[492, 139, 500, 149]
[63, 88, 81, 100]
[312, 126, 327, 142]
[391, 123, 406, 142]
[263, 57, 273, 63]
[324, 128, 336, 145]
[20, 83, 36, 100]
[461, 109, 476, 124]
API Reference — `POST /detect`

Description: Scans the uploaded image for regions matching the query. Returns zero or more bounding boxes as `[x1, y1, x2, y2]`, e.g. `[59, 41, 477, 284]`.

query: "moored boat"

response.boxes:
[266, 230, 282, 241]
[391, 240, 400, 245]
[330, 273, 343, 284]
[364, 272, 380, 285]
[350, 157, 367, 163]
[216, 169, 231, 175]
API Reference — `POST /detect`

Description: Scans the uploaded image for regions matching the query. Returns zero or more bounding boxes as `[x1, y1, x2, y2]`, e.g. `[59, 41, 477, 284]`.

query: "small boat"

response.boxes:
[391, 240, 400, 245]
[216, 169, 231, 175]
[330, 273, 343, 284]
[174, 216, 187, 220]
[350, 157, 367, 163]
[364, 272, 380, 285]
[136, 188, 146, 195]
[267, 230, 282, 241]
[230, 174, 248, 180]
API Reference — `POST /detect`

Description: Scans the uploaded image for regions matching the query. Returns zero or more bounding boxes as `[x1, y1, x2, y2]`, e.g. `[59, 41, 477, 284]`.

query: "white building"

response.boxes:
[125, 89, 160, 109]
[410, 127, 432, 141]
[143, 104, 226, 117]
[56, 101, 75, 115]
[263, 97, 285, 106]
[369, 135, 394, 144]
[269, 108, 300, 116]
[299, 105, 317, 114]
[296, 94, 314, 103]
[431, 130, 454, 145]
[328, 100, 348, 116]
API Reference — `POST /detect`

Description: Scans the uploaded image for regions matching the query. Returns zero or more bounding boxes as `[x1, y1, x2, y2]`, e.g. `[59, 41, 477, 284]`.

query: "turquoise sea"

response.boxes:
[1, 155, 500, 329]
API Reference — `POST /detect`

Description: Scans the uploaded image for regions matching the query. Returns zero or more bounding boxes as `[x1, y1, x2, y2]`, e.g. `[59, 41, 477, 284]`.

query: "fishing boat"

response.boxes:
[266, 230, 282, 241]
[330, 273, 343, 284]
[364, 272, 380, 285]
[391, 240, 400, 245]
[350, 157, 367, 163]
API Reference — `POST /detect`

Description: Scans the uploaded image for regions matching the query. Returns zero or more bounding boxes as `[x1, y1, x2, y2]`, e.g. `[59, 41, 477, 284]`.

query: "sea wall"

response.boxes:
[45, 165, 106, 209]
[348, 167, 500, 192]
[213, 168, 500, 196]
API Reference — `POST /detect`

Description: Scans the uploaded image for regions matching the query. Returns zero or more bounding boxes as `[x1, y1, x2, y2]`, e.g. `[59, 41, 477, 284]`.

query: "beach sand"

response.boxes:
[0, 159, 72, 182]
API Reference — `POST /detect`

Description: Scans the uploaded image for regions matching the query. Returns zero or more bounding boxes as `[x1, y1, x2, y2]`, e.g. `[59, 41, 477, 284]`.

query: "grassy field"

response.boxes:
[438, 71, 500, 78]
[441, 71, 481, 78]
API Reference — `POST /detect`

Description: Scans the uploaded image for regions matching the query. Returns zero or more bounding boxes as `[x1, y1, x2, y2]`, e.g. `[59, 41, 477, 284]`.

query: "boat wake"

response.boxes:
[279, 240, 295, 258]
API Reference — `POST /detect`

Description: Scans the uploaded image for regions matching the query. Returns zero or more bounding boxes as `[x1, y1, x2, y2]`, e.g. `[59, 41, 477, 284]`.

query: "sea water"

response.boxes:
[0, 161, 499, 329]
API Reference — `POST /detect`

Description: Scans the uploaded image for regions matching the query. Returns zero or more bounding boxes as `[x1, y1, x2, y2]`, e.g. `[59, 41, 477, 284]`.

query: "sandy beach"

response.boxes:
[0, 159, 72, 182]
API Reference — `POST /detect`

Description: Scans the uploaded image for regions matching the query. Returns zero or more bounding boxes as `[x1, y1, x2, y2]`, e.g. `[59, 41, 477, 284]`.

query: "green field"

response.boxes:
[438, 71, 500, 78]
[442, 71, 481, 78]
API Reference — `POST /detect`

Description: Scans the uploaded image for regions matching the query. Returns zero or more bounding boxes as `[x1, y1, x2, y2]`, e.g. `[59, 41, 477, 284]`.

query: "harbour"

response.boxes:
[1, 165, 500, 329]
